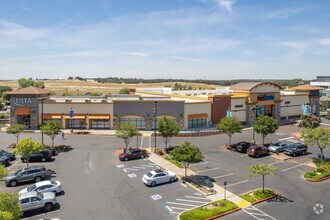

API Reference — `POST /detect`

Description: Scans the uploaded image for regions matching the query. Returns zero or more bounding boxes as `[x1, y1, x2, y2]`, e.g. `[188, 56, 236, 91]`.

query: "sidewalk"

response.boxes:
[148, 153, 251, 208]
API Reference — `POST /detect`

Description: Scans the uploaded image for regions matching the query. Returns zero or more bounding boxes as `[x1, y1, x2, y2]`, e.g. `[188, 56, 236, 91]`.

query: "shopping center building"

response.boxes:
[5, 82, 321, 130]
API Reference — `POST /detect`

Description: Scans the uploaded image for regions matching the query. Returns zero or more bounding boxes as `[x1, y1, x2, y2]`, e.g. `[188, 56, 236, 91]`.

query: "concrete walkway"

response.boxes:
[147, 153, 251, 208]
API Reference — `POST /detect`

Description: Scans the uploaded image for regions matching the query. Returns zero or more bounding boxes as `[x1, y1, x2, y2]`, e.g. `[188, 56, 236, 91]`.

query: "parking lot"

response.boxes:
[0, 132, 209, 220]
[0, 123, 329, 220]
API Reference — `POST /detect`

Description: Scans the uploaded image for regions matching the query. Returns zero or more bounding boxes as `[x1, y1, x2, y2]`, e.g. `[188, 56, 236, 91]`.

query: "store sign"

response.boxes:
[11, 97, 38, 107]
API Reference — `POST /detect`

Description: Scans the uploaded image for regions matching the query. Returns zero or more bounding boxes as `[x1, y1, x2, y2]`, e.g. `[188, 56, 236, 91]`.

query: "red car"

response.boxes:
[247, 146, 270, 158]
[119, 149, 149, 161]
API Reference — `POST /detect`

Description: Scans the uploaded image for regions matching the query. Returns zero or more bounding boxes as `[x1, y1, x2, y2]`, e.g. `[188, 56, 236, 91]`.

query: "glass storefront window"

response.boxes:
[188, 118, 207, 129]
[68, 119, 86, 129]
[119, 118, 145, 130]
[91, 119, 110, 129]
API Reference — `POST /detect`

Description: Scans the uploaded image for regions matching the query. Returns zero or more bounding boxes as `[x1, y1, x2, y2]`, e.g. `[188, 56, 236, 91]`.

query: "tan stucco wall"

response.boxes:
[184, 102, 211, 128]
[231, 98, 246, 122]
[39, 102, 113, 128]
[280, 95, 309, 118]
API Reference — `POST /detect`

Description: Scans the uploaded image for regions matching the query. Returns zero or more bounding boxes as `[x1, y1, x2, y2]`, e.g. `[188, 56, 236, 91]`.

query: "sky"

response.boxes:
[0, 0, 330, 80]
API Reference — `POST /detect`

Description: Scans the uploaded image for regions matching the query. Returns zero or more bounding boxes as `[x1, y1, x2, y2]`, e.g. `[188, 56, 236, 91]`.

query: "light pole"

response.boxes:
[153, 101, 158, 149]
[38, 98, 47, 145]
[251, 106, 257, 144]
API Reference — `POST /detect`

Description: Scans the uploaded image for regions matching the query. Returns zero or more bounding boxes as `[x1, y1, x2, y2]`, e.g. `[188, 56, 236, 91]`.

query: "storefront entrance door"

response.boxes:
[17, 115, 31, 128]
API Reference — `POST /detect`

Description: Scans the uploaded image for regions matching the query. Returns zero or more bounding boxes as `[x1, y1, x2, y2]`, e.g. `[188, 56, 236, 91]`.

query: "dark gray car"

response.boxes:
[4, 165, 48, 187]
[284, 143, 308, 157]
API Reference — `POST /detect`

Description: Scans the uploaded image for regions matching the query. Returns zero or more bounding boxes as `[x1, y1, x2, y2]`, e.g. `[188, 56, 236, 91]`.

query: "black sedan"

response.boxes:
[0, 149, 16, 161]
[21, 150, 52, 163]
[0, 155, 10, 166]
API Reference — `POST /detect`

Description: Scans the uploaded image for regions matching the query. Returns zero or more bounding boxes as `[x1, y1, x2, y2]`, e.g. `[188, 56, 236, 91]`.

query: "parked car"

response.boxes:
[284, 143, 308, 157]
[268, 142, 289, 153]
[247, 146, 270, 158]
[4, 165, 48, 187]
[142, 169, 177, 187]
[119, 149, 149, 161]
[19, 180, 62, 195]
[44, 147, 58, 156]
[233, 142, 253, 153]
[0, 155, 10, 166]
[19, 191, 58, 212]
[21, 150, 52, 163]
[0, 149, 16, 161]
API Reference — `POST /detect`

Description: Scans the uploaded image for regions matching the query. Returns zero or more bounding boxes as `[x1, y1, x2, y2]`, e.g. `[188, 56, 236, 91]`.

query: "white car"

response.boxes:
[142, 169, 177, 187]
[19, 191, 58, 212]
[19, 180, 62, 195]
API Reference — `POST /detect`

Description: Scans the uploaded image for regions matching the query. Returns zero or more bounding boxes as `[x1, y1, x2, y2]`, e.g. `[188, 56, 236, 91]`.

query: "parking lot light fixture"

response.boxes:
[153, 101, 158, 149]
[38, 98, 47, 145]
[251, 106, 257, 144]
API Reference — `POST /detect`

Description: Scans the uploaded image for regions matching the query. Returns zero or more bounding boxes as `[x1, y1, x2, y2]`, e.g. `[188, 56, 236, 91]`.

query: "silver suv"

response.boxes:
[4, 165, 47, 187]
[19, 191, 58, 212]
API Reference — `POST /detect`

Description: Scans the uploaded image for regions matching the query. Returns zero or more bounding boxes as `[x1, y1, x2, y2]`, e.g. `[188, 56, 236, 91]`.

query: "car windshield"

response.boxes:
[14, 169, 22, 176]
[27, 184, 37, 192]
[146, 172, 153, 178]
[51, 181, 57, 185]
[37, 192, 44, 199]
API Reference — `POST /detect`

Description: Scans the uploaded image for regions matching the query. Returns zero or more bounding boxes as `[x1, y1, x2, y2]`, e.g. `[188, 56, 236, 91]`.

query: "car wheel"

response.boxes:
[151, 181, 156, 187]
[256, 154, 260, 158]
[124, 157, 128, 161]
[293, 153, 296, 157]
[44, 202, 53, 211]
[23, 158, 27, 163]
[170, 177, 175, 183]
[41, 158, 46, 162]
[141, 155, 144, 159]
[303, 151, 306, 155]
[35, 176, 42, 182]
[10, 180, 17, 187]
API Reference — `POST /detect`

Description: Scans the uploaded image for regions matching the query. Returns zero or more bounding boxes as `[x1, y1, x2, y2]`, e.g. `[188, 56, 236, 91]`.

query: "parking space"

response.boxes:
[116, 158, 210, 219]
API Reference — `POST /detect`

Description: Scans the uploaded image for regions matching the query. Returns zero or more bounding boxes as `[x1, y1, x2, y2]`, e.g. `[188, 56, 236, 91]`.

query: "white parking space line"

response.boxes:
[185, 196, 210, 200]
[226, 180, 249, 187]
[170, 211, 182, 214]
[241, 154, 248, 157]
[191, 161, 210, 166]
[281, 161, 312, 172]
[321, 123, 330, 126]
[7, 160, 20, 170]
[242, 206, 277, 220]
[175, 199, 208, 204]
[166, 202, 198, 207]
[169, 207, 190, 211]
[132, 166, 147, 169]
[123, 168, 138, 172]
[268, 161, 284, 166]
[286, 139, 299, 143]
[140, 164, 156, 168]
[213, 173, 234, 179]
[197, 167, 222, 173]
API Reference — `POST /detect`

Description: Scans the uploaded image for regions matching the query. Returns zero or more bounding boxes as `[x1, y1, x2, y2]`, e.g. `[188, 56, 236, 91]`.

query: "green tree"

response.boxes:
[253, 115, 279, 145]
[18, 78, 44, 88]
[119, 88, 130, 94]
[40, 121, 63, 147]
[0, 211, 14, 220]
[13, 138, 44, 167]
[249, 163, 278, 192]
[216, 117, 243, 147]
[115, 122, 139, 149]
[157, 117, 180, 149]
[301, 127, 330, 160]
[0, 192, 22, 220]
[0, 165, 9, 179]
[170, 141, 204, 182]
[299, 114, 321, 129]
[6, 124, 28, 143]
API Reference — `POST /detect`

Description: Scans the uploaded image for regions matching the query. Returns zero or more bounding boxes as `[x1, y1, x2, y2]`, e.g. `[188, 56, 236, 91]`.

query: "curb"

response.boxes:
[251, 194, 278, 205]
[302, 174, 330, 182]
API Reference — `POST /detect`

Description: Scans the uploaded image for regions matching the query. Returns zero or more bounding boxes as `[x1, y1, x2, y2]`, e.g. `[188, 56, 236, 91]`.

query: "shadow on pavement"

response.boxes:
[267, 195, 294, 203]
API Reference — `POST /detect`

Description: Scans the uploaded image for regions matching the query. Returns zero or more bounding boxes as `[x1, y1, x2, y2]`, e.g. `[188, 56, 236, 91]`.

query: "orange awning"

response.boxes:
[188, 113, 208, 119]
[15, 107, 31, 115]
[42, 114, 62, 119]
[64, 115, 85, 119]
[89, 114, 110, 119]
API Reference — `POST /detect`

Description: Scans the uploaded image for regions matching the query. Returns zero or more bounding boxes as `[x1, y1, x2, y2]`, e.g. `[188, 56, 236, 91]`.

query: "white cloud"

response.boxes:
[200, 0, 236, 12]
[124, 52, 150, 57]
[319, 38, 330, 46]
[265, 7, 312, 19]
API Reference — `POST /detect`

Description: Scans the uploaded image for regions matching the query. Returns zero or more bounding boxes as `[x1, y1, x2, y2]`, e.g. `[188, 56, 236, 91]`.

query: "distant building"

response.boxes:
[5, 82, 321, 130]
[310, 76, 330, 100]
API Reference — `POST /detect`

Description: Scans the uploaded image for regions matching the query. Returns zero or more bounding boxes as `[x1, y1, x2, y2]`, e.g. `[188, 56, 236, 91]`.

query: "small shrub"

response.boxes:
[316, 167, 326, 173]
[253, 189, 275, 200]
[153, 148, 165, 155]
[239, 194, 257, 203]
